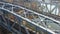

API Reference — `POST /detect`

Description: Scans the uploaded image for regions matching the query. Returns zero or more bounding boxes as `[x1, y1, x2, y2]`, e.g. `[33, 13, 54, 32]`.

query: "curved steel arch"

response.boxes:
[0, 1, 60, 24]
[0, 2, 60, 34]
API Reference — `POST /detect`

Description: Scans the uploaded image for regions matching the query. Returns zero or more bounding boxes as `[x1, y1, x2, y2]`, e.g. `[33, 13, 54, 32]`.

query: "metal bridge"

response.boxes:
[0, 1, 60, 34]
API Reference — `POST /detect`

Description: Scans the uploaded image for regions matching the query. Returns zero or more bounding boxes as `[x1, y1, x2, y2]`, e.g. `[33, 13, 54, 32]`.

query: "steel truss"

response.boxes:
[0, 2, 60, 34]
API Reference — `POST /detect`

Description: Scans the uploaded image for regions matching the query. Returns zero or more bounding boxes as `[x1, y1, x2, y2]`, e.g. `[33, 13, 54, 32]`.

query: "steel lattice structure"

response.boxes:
[0, 1, 60, 34]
